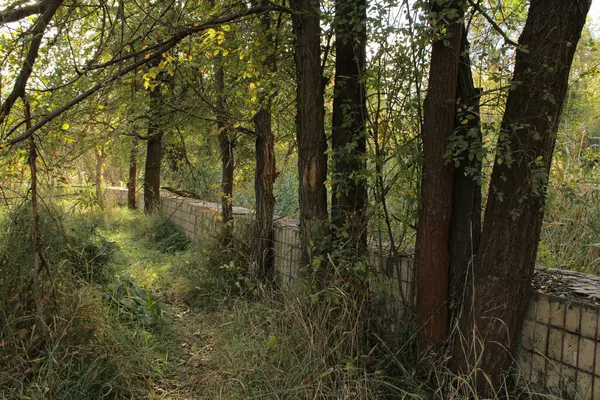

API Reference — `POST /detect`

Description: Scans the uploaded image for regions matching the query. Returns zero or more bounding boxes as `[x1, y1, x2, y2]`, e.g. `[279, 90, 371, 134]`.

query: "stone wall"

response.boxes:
[105, 187, 600, 399]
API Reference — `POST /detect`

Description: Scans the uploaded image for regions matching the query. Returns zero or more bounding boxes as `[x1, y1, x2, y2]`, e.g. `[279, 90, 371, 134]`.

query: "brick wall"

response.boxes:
[106, 187, 600, 398]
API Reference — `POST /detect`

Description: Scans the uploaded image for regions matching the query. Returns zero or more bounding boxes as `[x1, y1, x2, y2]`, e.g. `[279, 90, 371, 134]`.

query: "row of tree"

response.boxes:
[0, 0, 593, 391]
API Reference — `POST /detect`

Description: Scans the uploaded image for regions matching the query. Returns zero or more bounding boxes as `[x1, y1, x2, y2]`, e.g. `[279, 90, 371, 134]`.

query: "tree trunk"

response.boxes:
[453, 0, 591, 388]
[214, 60, 234, 244]
[414, 0, 463, 348]
[448, 33, 482, 322]
[252, 4, 277, 281]
[94, 147, 106, 207]
[330, 0, 368, 254]
[127, 134, 139, 210]
[26, 101, 44, 322]
[144, 87, 164, 214]
[290, 0, 328, 269]
[253, 107, 275, 279]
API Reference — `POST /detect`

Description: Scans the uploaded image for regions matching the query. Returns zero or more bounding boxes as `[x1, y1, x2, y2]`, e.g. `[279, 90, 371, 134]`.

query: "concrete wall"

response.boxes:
[106, 187, 600, 399]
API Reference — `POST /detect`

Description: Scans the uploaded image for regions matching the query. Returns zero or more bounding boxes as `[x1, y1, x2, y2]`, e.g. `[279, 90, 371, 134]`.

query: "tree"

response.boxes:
[289, 0, 329, 269]
[127, 134, 139, 210]
[143, 79, 166, 213]
[448, 32, 482, 324]
[453, 0, 591, 388]
[251, 3, 277, 280]
[214, 51, 235, 245]
[330, 0, 368, 254]
[414, 0, 463, 347]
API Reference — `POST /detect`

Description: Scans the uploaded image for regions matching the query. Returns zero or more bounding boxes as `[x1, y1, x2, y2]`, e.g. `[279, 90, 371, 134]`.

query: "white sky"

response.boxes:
[590, 1, 600, 22]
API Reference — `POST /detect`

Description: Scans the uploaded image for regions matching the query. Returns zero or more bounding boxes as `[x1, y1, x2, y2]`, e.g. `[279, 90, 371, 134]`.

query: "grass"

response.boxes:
[0, 201, 571, 399]
[539, 184, 600, 273]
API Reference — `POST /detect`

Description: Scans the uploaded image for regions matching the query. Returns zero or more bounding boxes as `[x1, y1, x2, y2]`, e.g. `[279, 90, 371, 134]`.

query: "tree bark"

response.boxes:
[453, 0, 591, 388]
[214, 59, 234, 245]
[251, 5, 277, 281]
[448, 33, 482, 322]
[253, 107, 275, 279]
[94, 147, 106, 207]
[143, 86, 164, 213]
[415, 0, 463, 348]
[290, 0, 328, 269]
[127, 134, 139, 210]
[330, 0, 368, 254]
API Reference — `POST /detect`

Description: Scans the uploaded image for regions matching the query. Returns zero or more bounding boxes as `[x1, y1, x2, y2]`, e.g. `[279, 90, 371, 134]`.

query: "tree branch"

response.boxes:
[468, 0, 517, 47]
[0, 0, 48, 25]
[4, 5, 276, 146]
[0, 0, 62, 126]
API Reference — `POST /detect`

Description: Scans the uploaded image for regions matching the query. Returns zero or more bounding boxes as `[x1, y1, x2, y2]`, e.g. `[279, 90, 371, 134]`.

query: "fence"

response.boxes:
[106, 187, 600, 399]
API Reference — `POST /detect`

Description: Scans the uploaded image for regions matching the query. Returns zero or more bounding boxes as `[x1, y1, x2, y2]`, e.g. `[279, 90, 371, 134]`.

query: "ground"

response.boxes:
[98, 208, 231, 399]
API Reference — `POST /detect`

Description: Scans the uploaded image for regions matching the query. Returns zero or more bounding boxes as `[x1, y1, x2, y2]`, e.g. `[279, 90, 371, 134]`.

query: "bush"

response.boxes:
[0, 203, 167, 399]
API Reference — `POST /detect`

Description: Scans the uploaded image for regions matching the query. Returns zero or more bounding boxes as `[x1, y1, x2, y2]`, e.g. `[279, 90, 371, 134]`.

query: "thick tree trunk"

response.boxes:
[94, 147, 106, 207]
[415, 0, 463, 348]
[127, 134, 139, 210]
[144, 87, 164, 214]
[252, 5, 276, 281]
[253, 107, 276, 279]
[330, 0, 368, 254]
[448, 34, 482, 321]
[453, 0, 591, 388]
[215, 62, 234, 244]
[290, 0, 328, 269]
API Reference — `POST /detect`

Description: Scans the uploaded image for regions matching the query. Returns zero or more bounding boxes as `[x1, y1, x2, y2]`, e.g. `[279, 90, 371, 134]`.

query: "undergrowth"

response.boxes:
[0, 202, 195, 399]
[539, 183, 600, 273]
[0, 200, 567, 399]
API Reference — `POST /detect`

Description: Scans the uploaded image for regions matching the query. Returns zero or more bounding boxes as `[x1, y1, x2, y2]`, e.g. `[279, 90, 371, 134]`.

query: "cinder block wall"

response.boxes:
[105, 187, 600, 399]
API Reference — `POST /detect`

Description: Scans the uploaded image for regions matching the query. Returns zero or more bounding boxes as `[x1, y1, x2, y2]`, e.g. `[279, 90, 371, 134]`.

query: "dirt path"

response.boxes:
[148, 304, 222, 399]
[100, 209, 228, 399]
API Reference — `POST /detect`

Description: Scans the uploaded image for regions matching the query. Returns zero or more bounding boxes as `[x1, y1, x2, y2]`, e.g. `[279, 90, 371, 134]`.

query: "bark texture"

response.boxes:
[127, 134, 139, 210]
[94, 147, 106, 207]
[290, 0, 328, 269]
[331, 0, 368, 254]
[215, 60, 234, 245]
[448, 34, 482, 321]
[453, 0, 591, 388]
[143, 86, 164, 213]
[251, 4, 277, 281]
[415, 0, 463, 347]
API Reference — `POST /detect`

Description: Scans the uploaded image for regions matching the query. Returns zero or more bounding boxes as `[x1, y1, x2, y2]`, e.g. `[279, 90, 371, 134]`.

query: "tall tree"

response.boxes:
[127, 134, 139, 210]
[330, 0, 368, 254]
[290, 0, 328, 268]
[94, 146, 106, 206]
[251, 4, 277, 281]
[453, 0, 591, 388]
[143, 81, 165, 213]
[448, 33, 482, 322]
[415, 0, 463, 347]
[215, 54, 235, 245]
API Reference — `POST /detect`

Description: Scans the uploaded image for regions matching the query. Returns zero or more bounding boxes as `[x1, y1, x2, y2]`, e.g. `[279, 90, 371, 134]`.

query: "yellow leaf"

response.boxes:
[461, 119, 468, 125]
[249, 82, 256, 90]
[144, 54, 150, 59]
[61, 123, 70, 130]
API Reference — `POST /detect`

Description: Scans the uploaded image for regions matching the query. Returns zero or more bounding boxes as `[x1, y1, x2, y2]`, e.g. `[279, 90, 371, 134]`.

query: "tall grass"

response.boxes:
[539, 183, 600, 273]
[0, 203, 173, 399]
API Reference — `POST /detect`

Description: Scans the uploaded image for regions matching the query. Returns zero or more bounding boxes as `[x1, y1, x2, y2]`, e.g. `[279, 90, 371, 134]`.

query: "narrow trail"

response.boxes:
[149, 304, 221, 399]
[99, 210, 229, 399]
